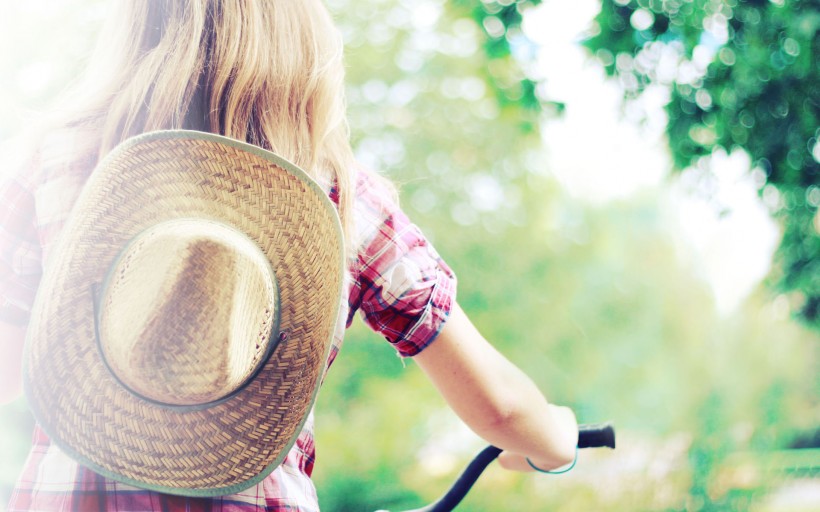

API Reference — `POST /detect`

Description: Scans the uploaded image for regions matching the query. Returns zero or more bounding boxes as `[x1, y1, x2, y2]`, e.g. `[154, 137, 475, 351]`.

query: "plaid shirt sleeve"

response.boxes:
[0, 170, 43, 326]
[348, 170, 456, 357]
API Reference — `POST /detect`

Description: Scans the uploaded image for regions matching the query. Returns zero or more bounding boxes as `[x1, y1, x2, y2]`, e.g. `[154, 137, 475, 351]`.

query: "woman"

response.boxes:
[0, 1, 578, 510]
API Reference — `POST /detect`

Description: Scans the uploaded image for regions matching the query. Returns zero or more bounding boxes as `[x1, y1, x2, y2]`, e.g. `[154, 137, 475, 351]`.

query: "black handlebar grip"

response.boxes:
[578, 422, 616, 449]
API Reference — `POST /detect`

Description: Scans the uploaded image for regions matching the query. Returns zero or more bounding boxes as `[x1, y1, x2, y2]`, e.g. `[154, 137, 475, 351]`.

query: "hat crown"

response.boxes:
[97, 219, 278, 406]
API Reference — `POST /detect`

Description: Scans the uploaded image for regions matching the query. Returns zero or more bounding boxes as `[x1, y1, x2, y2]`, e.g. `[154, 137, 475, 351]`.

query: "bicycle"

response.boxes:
[378, 422, 616, 512]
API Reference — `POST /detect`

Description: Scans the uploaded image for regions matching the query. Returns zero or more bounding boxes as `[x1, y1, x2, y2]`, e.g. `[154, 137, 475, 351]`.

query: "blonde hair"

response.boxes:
[35, 0, 356, 246]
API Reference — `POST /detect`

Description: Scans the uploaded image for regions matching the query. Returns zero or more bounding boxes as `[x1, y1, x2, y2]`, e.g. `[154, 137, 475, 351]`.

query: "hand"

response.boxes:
[497, 405, 578, 472]
[497, 450, 577, 473]
[497, 451, 540, 472]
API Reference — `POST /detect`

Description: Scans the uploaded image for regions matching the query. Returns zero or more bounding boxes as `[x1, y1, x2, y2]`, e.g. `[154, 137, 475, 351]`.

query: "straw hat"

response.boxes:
[23, 130, 344, 496]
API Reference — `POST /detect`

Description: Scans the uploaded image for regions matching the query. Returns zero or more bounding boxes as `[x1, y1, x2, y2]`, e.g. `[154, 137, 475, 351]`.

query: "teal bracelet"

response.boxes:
[526, 448, 578, 474]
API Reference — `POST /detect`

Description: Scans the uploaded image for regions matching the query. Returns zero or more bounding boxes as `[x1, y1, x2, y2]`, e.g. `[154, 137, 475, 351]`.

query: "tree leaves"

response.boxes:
[584, 0, 820, 327]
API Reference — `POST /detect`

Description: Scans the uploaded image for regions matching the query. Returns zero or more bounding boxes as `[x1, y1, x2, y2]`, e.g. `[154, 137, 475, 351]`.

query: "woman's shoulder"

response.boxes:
[353, 165, 400, 209]
[1, 128, 97, 191]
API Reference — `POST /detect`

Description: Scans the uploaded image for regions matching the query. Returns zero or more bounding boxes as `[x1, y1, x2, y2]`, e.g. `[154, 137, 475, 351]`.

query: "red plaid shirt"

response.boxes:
[1, 135, 456, 511]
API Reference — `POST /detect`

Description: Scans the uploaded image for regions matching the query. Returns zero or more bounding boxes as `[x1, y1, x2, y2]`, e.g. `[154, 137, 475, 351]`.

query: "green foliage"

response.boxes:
[583, 0, 820, 327]
[319, 471, 422, 512]
[450, 0, 545, 123]
[316, 2, 818, 509]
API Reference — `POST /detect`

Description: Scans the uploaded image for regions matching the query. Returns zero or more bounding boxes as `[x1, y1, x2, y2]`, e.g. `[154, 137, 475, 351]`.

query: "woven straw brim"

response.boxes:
[23, 131, 344, 496]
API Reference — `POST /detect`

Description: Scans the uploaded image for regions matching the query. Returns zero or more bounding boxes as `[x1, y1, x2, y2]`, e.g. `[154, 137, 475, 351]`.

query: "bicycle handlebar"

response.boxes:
[395, 422, 616, 512]
[578, 422, 616, 449]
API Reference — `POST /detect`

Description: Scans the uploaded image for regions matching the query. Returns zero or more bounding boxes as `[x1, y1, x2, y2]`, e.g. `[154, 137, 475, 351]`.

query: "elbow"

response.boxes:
[480, 402, 519, 433]
[470, 395, 528, 441]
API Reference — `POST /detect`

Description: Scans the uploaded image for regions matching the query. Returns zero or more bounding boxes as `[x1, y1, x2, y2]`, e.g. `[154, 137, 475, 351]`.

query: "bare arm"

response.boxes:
[413, 301, 578, 471]
[0, 319, 26, 405]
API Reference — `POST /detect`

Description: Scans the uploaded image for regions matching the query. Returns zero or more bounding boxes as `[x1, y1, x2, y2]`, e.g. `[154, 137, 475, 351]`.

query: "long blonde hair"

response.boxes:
[37, 0, 356, 244]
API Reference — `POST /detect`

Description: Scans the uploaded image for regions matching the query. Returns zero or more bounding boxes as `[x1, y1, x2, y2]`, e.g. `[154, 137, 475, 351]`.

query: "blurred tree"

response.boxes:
[318, 1, 818, 510]
[582, 0, 820, 327]
[449, 0, 548, 128]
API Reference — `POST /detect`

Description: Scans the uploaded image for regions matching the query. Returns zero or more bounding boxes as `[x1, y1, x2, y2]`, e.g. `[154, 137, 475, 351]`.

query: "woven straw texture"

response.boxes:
[23, 132, 344, 496]
[98, 218, 278, 406]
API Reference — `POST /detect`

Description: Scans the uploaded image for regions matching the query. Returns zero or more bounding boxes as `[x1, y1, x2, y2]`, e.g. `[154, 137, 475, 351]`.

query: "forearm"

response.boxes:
[414, 302, 578, 469]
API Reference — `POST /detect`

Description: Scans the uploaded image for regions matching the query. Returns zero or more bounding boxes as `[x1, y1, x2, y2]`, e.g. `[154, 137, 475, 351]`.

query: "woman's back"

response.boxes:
[2, 132, 457, 511]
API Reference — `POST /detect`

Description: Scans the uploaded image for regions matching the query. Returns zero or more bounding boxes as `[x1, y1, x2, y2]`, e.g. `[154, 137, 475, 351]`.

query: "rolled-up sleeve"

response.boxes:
[0, 174, 43, 326]
[347, 171, 456, 357]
